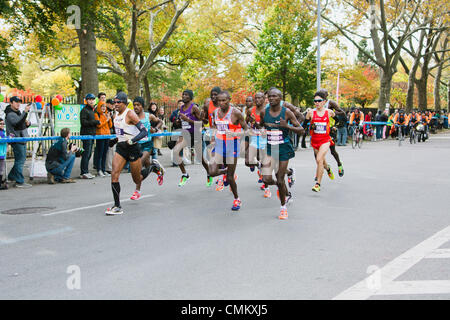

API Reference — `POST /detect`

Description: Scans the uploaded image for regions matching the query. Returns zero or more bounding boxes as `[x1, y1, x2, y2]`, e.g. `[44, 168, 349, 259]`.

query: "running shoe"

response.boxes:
[250, 165, 255, 172]
[260, 184, 266, 191]
[338, 164, 344, 177]
[206, 176, 213, 187]
[285, 192, 293, 204]
[312, 183, 321, 192]
[257, 170, 263, 183]
[178, 174, 190, 187]
[105, 206, 123, 215]
[157, 172, 164, 186]
[326, 166, 335, 180]
[223, 174, 238, 187]
[130, 191, 141, 200]
[277, 189, 280, 199]
[278, 207, 288, 220]
[216, 178, 224, 191]
[263, 188, 271, 198]
[287, 168, 296, 188]
[231, 199, 241, 211]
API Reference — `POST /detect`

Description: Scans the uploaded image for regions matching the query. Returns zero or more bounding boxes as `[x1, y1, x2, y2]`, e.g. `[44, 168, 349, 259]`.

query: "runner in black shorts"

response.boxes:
[105, 92, 149, 215]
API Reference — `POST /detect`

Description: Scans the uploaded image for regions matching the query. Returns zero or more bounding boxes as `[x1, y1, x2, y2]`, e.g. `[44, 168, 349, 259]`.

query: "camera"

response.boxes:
[68, 143, 84, 157]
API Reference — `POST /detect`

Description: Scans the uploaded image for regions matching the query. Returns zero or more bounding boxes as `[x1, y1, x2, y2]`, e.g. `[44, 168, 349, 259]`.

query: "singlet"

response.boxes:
[263, 106, 291, 146]
[208, 100, 218, 127]
[214, 107, 242, 141]
[310, 109, 331, 139]
[114, 108, 140, 142]
[138, 112, 151, 144]
[180, 103, 198, 133]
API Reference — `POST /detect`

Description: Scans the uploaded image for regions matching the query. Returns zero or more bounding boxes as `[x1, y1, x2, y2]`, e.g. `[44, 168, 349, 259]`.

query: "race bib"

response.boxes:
[267, 130, 283, 145]
[215, 120, 229, 135]
[182, 121, 191, 130]
[314, 122, 327, 134]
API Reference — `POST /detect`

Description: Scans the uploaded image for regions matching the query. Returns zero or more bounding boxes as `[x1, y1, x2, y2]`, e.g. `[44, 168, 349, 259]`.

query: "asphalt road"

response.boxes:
[1, 132, 449, 300]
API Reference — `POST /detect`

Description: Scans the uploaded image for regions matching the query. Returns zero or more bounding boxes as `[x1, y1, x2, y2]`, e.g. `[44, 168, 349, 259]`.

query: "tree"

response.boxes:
[322, 0, 430, 110]
[247, 3, 316, 105]
[339, 64, 379, 108]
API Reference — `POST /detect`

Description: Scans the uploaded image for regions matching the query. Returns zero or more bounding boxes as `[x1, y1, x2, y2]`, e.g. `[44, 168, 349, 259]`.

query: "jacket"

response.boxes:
[4, 105, 29, 144]
[94, 105, 112, 135]
[45, 139, 73, 171]
[0, 129, 7, 159]
[80, 104, 100, 135]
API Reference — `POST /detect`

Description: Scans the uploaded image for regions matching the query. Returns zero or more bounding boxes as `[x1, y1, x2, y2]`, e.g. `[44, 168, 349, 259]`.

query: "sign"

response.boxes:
[55, 104, 81, 133]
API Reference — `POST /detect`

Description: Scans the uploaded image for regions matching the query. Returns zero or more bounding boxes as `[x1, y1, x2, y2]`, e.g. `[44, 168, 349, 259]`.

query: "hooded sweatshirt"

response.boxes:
[94, 103, 112, 135]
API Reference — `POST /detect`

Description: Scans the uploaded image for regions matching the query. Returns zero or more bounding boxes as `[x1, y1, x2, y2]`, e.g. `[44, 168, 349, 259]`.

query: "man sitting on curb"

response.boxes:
[45, 127, 77, 184]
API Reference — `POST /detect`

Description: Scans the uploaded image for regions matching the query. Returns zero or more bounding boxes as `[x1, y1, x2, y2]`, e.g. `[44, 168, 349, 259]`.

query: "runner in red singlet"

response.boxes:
[305, 90, 337, 192]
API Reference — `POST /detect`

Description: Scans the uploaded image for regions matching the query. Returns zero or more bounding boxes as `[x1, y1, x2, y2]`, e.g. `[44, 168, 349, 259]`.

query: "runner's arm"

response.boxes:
[281, 109, 304, 135]
[284, 101, 305, 123]
[149, 114, 161, 133]
[126, 110, 148, 144]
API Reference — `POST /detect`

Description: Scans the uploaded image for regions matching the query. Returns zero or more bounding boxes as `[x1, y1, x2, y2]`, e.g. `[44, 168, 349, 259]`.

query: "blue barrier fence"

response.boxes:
[0, 132, 181, 144]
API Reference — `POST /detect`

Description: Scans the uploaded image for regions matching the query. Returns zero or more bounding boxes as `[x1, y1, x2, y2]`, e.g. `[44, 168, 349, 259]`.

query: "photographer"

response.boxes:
[45, 127, 78, 184]
[5, 96, 32, 188]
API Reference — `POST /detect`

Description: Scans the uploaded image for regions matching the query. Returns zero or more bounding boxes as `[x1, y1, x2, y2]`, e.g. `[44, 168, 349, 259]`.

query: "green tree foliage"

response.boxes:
[247, 4, 316, 105]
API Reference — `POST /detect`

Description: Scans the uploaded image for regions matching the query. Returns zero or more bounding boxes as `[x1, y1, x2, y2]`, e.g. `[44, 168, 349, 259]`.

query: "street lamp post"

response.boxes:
[317, 0, 321, 91]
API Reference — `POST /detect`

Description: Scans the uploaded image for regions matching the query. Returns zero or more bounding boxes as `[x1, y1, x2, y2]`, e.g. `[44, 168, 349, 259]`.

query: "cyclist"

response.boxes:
[349, 107, 364, 141]
[393, 109, 408, 139]
[407, 110, 419, 135]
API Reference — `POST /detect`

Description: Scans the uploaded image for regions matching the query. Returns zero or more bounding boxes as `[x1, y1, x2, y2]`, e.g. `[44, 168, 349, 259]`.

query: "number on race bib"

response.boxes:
[267, 130, 283, 145]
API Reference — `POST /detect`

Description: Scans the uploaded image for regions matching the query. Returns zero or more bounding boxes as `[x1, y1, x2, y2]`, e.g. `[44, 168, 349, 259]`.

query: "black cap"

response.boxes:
[115, 91, 128, 103]
[133, 96, 145, 107]
[10, 96, 22, 103]
[183, 89, 194, 100]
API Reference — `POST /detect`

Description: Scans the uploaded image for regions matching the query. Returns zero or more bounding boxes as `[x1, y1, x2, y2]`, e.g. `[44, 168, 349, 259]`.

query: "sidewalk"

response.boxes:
[4, 147, 177, 186]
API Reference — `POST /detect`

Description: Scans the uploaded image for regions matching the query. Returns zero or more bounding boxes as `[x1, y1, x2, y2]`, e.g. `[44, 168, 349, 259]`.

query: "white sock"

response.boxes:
[281, 205, 287, 210]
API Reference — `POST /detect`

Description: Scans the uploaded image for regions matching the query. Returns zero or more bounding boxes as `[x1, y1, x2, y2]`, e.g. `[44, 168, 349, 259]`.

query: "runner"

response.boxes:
[208, 90, 249, 211]
[106, 92, 149, 215]
[263, 88, 305, 191]
[244, 92, 270, 197]
[202, 87, 222, 188]
[130, 97, 165, 201]
[305, 90, 338, 193]
[259, 88, 304, 220]
[173, 89, 204, 187]
[316, 89, 345, 178]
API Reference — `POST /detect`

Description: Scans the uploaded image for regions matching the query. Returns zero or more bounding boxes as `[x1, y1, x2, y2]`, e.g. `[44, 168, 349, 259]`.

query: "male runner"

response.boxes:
[130, 97, 164, 200]
[305, 90, 337, 193]
[208, 91, 249, 211]
[259, 88, 304, 220]
[106, 92, 149, 215]
[245, 92, 271, 197]
[173, 89, 204, 187]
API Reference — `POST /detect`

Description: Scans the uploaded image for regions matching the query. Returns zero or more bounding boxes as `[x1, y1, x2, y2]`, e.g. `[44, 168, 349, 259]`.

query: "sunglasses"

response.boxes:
[314, 99, 324, 103]
[114, 100, 122, 104]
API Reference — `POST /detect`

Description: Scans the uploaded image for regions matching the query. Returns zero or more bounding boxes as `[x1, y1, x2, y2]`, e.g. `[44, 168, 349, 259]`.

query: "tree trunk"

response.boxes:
[406, 59, 420, 112]
[76, 26, 99, 99]
[434, 62, 443, 112]
[126, 72, 140, 100]
[143, 75, 151, 107]
[416, 78, 428, 111]
[378, 69, 392, 111]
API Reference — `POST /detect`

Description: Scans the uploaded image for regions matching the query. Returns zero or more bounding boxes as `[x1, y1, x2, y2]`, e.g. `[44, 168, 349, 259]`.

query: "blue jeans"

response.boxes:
[8, 143, 27, 184]
[376, 125, 384, 139]
[80, 139, 94, 175]
[337, 127, 347, 146]
[49, 154, 76, 181]
[95, 139, 109, 172]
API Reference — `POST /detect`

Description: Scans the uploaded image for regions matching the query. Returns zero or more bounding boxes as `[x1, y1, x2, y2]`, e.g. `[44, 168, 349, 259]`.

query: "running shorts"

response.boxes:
[116, 141, 143, 162]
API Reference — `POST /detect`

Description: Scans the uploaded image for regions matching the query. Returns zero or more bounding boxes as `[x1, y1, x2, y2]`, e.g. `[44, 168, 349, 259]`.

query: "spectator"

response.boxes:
[80, 93, 100, 179]
[98, 92, 106, 103]
[0, 118, 8, 190]
[150, 103, 163, 157]
[169, 100, 184, 166]
[4, 96, 32, 188]
[94, 101, 112, 177]
[45, 128, 77, 184]
[105, 98, 116, 174]
[336, 110, 348, 146]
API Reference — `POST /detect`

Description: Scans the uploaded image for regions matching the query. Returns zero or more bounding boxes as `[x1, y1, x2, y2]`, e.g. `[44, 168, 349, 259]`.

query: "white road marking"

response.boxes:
[42, 194, 155, 216]
[333, 225, 450, 300]
[425, 249, 450, 259]
[0, 227, 73, 246]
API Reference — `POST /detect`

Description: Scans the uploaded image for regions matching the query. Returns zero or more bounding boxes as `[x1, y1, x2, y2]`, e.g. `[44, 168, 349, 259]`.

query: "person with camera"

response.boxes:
[45, 128, 78, 184]
[4, 96, 32, 188]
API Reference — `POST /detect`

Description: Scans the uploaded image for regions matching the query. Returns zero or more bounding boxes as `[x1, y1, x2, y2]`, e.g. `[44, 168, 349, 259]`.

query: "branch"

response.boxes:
[96, 50, 126, 75]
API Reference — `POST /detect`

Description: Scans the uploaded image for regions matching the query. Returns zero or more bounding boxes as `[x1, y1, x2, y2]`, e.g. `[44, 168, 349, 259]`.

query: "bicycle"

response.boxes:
[351, 124, 363, 149]
[409, 124, 417, 144]
[395, 124, 406, 146]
